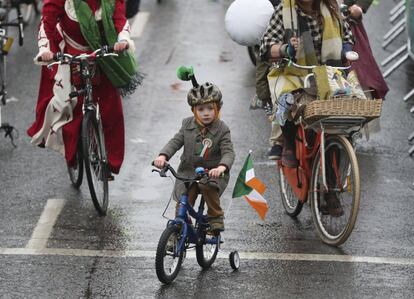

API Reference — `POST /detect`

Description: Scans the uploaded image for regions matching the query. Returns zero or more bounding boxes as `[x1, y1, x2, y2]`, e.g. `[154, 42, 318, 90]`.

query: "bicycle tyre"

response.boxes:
[309, 135, 360, 246]
[247, 45, 259, 66]
[278, 167, 304, 217]
[155, 225, 184, 284]
[195, 231, 219, 269]
[82, 110, 109, 216]
[67, 141, 83, 189]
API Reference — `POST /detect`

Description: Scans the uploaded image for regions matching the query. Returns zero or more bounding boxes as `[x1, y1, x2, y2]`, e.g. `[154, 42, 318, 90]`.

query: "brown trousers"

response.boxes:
[177, 183, 224, 219]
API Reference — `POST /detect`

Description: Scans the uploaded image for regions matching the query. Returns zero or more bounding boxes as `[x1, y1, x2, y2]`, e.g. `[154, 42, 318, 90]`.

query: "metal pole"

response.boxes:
[381, 44, 407, 67]
[390, 0, 405, 17]
[382, 53, 409, 78]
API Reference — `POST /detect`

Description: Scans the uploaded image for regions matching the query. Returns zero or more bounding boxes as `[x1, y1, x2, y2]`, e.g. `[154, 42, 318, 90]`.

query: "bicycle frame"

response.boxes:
[276, 57, 363, 202]
[76, 57, 108, 165]
[280, 116, 363, 203]
[167, 192, 217, 256]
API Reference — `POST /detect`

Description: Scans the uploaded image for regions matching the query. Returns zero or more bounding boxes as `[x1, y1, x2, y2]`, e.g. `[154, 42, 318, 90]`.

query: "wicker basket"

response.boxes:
[303, 98, 383, 124]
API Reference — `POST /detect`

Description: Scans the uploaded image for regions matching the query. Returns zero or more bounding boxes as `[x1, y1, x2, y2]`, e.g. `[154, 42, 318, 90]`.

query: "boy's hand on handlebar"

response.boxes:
[208, 166, 226, 179]
[114, 41, 129, 53]
[40, 51, 54, 62]
[154, 155, 167, 169]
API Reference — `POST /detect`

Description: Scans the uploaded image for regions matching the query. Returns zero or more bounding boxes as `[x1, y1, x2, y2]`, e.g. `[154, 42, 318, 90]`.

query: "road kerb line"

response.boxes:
[1, 247, 414, 266]
[25, 199, 65, 250]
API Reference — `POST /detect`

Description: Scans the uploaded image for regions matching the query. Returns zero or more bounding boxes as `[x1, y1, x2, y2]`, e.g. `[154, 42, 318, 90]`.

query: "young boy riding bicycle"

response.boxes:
[154, 71, 235, 233]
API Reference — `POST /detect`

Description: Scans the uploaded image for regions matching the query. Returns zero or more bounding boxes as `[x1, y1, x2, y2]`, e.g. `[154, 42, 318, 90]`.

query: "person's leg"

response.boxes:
[94, 76, 125, 174]
[198, 183, 224, 231]
[175, 183, 199, 216]
[324, 147, 344, 217]
[280, 120, 298, 168]
[268, 122, 284, 160]
[252, 59, 272, 113]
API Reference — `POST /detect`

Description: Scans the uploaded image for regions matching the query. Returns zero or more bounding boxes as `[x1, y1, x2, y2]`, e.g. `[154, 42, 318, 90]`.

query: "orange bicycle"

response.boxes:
[276, 58, 381, 246]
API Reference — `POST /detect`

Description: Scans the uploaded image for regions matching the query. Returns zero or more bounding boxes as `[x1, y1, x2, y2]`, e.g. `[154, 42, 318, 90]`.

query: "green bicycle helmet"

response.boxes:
[187, 82, 223, 108]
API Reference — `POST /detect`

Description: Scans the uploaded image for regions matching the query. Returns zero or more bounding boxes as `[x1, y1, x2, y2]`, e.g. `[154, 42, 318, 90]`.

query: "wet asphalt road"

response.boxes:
[1, 0, 414, 298]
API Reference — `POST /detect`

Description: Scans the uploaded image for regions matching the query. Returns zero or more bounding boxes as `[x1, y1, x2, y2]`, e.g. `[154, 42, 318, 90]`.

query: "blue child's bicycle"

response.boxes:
[152, 163, 240, 284]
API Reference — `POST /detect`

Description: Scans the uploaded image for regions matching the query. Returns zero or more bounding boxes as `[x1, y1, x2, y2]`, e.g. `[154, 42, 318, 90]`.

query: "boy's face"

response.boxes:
[195, 103, 216, 125]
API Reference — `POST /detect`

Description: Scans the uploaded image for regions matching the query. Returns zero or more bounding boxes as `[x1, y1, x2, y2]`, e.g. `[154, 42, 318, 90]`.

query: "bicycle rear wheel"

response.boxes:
[82, 110, 109, 216]
[196, 230, 219, 269]
[310, 135, 360, 246]
[155, 225, 184, 284]
[67, 141, 83, 189]
[279, 167, 304, 217]
[247, 45, 259, 66]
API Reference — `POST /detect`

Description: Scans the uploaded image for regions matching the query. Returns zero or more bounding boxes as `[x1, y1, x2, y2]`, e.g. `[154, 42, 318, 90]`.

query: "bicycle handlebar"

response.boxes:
[151, 162, 207, 182]
[281, 58, 352, 70]
[36, 46, 119, 67]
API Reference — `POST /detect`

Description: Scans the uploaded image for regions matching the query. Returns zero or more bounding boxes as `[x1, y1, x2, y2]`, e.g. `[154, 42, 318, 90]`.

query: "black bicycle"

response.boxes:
[0, 0, 24, 146]
[41, 46, 118, 215]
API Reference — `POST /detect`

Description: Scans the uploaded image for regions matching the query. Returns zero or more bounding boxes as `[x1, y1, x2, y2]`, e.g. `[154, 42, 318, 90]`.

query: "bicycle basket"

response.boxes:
[303, 97, 383, 125]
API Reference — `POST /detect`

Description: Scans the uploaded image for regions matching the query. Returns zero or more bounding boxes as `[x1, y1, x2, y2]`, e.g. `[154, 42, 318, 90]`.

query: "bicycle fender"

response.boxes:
[283, 166, 308, 203]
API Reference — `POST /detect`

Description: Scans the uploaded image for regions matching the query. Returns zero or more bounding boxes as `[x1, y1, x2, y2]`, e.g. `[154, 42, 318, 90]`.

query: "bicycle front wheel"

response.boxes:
[310, 135, 360, 246]
[196, 230, 219, 269]
[155, 225, 184, 284]
[247, 45, 259, 66]
[82, 111, 109, 216]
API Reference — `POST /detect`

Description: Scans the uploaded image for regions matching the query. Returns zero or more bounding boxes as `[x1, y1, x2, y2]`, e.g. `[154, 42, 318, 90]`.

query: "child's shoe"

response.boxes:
[208, 216, 225, 233]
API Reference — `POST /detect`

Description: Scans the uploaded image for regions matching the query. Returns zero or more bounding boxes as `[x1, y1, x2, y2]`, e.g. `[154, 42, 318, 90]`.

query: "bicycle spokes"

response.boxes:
[311, 136, 360, 245]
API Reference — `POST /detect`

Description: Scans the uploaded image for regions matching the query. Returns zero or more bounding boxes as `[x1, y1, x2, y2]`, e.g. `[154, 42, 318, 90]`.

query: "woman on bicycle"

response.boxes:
[27, 0, 140, 177]
[154, 82, 235, 233]
[259, 0, 354, 168]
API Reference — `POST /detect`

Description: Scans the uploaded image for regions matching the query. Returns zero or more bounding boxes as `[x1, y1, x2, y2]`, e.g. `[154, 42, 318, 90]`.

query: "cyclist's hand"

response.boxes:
[114, 41, 129, 53]
[349, 4, 363, 19]
[209, 166, 226, 179]
[40, 51, 54, 62]
[289, 37, 299, 52]
[154, 155, 167, 169]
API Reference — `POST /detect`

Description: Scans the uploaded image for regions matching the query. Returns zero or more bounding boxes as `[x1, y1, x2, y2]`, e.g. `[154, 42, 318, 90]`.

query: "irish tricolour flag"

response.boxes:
[232, 152, 268, 220]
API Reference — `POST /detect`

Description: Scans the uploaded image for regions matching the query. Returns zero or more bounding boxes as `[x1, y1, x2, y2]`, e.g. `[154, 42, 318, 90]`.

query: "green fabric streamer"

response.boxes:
[313, 66, 331, 100]
[73, 0, 138, 90]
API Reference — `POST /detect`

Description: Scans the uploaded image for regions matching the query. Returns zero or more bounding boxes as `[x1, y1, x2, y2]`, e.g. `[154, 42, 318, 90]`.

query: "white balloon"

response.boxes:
[225, 0, 275, 47]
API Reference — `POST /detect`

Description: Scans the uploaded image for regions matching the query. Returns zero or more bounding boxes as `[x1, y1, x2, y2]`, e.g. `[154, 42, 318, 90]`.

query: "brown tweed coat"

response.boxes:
[160, 117, 235, 199]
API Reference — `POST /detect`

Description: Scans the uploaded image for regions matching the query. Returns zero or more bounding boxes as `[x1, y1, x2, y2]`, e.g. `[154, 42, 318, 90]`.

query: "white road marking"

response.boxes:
[6, 96, 19, 103]
[25, 199, 65, 250]
[130, 12, 150, 39]
[254, 161, 277, 167]
[130, 137, 146, 144]
[1, 247, 413, 266]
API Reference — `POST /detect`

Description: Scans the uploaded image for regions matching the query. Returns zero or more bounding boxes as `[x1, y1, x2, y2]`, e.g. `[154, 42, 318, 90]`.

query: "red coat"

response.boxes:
[28, 0, 131, 174]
